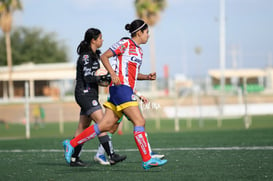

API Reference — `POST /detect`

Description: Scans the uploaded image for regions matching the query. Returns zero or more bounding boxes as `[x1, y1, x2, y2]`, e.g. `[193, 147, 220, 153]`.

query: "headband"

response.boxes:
[131, 22, 147, 34]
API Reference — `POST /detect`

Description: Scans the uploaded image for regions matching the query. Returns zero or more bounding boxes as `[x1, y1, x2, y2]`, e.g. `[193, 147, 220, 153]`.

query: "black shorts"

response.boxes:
[75, 91, 102, 116]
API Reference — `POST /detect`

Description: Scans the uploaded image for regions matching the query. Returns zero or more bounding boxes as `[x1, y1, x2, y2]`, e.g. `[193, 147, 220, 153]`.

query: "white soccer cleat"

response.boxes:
[94, 154, 110, 165]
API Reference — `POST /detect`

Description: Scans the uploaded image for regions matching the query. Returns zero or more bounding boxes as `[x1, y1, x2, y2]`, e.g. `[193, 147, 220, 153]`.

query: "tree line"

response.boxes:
[0, 26, 68, 65]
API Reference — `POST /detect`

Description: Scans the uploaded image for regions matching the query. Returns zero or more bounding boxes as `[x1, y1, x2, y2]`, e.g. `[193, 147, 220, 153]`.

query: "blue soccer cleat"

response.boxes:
[142, 158, 168, 170]
[62, 139, 74, 164]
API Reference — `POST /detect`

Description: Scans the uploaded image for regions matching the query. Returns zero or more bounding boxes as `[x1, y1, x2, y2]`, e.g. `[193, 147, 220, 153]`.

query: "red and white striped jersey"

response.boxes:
[109, 38, 143, 91]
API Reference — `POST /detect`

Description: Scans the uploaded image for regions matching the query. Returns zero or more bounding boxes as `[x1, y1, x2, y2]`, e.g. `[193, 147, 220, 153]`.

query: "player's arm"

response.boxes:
[137, 72, 156, 80]
[100, 49, 121, 85]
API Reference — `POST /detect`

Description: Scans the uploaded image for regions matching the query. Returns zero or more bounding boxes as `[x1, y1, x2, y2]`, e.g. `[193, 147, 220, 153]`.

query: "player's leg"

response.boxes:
[92, 110, 126, 165]
[125, 113, 164, 159]
[70, 115, 91, 166]
[94, 122, 120, 165]
[91, 110, 110, 165]
[68, 94, 99, 166]
[123, 106, 167, 170]
[63, 95, 102, 165]
[96, 108, 126, 165]
[63, 122, 100, 164]
[62, 108, 124, 165]
[136, 104, 164, 159]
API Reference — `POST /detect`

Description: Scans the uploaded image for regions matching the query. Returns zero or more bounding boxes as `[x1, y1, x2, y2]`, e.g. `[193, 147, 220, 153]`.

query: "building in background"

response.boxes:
[0, 63, 75, 100]
[1, 63, 273, 101]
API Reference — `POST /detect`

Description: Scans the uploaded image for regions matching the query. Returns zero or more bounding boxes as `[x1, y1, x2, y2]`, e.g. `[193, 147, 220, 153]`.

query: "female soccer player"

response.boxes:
[63, 19, 167, 170]
[65, 28, 126, 166]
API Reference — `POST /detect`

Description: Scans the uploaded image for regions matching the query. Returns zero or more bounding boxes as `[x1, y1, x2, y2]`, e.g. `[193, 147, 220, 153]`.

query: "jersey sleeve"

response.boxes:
[109, 39, 129, 56]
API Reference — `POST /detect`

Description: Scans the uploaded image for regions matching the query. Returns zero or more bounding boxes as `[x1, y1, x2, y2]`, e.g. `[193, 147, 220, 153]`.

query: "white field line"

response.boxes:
[0, 146, 273, 153]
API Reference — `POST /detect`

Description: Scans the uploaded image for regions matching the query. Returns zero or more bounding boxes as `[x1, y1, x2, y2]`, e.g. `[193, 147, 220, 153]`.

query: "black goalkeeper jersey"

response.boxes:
[75, 50, 100, 97]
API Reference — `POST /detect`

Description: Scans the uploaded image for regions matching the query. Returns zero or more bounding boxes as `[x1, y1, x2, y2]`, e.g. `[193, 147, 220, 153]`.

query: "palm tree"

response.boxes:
[135, 0, 166, 93]
[0, 0, 22, 99]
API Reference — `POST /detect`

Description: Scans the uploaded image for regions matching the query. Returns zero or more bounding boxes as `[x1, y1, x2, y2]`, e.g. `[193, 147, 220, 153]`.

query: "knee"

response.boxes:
[109, 124, 119, 134]
[98, 119, 119, 133]
[98, 122, 112, 133]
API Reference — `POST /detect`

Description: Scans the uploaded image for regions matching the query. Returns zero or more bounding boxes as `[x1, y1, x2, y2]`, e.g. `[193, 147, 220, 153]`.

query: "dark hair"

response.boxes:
[125, 19, 148, 37]
[77, 28, 101, 55]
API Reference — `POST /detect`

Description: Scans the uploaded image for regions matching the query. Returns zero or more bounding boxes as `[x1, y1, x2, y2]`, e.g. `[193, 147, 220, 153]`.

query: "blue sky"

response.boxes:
[8, 0, 273, 78]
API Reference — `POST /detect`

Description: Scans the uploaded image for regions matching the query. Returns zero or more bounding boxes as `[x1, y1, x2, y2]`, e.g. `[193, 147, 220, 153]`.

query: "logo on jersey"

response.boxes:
[129, 44, 138, 55]
[92, 61, 99, 70]
[118, 45, 127, 54]
[83, 55, 89, 65]
[83, 67, 92, 76]
[92, 100, 98, 106]
[131, 94, 137, 101]
[131, 56, 142, 64]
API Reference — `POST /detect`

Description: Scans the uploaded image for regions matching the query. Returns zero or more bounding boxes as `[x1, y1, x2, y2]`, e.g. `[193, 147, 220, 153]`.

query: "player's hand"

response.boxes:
[148, 72, 156, 80]
[139, 95, 148, 104]
[111, 74, 121, 85]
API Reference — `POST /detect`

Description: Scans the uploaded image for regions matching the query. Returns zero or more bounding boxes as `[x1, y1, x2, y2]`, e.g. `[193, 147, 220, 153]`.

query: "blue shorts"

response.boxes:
[103, 85, 138, 118]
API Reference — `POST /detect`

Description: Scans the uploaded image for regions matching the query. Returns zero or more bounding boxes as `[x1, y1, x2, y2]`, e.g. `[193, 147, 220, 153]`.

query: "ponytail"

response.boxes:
[77, 28, 101, 55]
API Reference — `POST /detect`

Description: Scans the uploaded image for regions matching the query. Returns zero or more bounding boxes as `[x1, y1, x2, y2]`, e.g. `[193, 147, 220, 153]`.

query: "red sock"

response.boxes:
[134, 131, 151, 162]
[70, 125, 97, 147]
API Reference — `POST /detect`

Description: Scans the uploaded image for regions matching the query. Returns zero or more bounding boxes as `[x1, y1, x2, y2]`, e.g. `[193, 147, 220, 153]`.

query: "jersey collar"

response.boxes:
[121, 37, 140, 48]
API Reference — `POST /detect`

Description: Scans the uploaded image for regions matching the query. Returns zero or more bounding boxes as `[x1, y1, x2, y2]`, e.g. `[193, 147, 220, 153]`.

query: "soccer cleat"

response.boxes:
[94, 154, 110, 165]
[62, 139, 74, 164]
[70, 157, 87, 167]
[151, 152, 165, 159]
[142, 158, 168, 170]
[109, 153, 127, 165]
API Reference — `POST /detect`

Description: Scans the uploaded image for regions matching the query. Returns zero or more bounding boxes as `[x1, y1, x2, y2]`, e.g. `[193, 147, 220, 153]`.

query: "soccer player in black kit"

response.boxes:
[64, 28, 126, 166]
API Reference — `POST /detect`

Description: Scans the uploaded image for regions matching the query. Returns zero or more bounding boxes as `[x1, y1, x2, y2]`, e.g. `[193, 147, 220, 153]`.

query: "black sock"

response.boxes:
[98, 135, 114, 158]
[72, 144, 83, 158]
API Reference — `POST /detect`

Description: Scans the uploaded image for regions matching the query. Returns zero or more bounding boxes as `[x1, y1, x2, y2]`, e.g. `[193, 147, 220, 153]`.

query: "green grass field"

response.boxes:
[0, 116, 273, 180]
